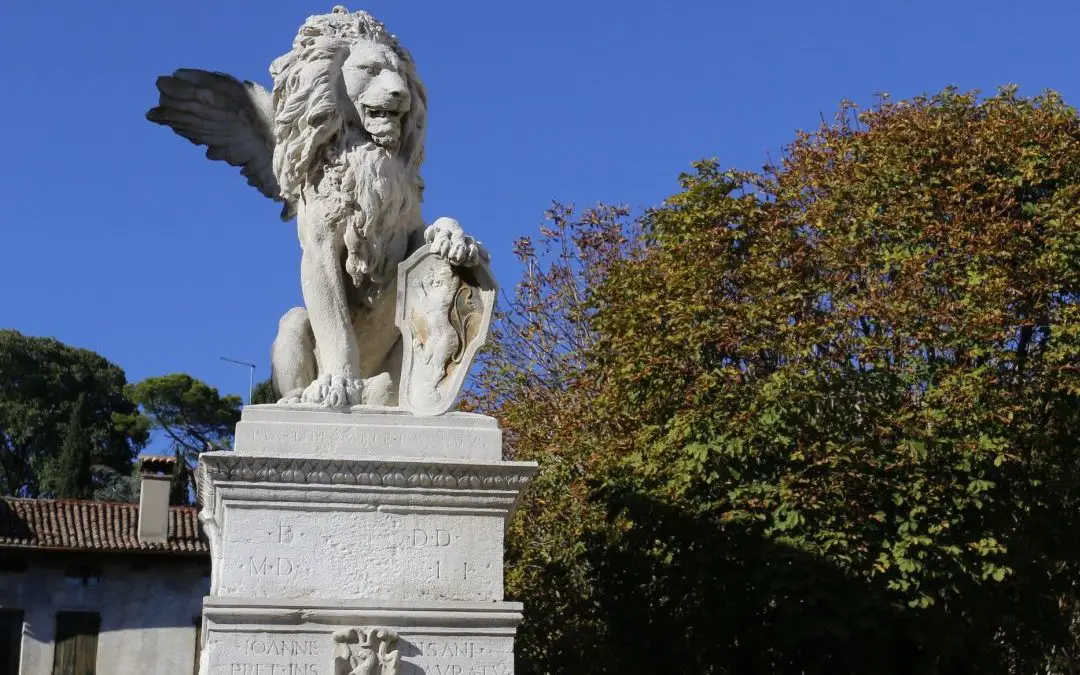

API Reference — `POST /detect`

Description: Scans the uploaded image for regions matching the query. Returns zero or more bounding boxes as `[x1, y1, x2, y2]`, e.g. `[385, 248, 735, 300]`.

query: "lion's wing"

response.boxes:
[147, 68, 291, 219]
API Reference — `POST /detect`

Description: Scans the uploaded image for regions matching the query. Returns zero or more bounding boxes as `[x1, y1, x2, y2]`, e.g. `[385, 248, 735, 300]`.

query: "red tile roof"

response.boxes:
[0, 497, 208, 555]
[140, 456, 178, 475]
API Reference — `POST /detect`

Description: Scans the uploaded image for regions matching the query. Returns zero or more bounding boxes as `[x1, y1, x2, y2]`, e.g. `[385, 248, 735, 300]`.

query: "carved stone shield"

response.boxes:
[395, 248, 497, 416]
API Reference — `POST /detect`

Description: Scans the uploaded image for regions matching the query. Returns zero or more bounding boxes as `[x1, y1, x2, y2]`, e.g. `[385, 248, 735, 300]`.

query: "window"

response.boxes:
[0, 609, 24, 675]
[62, 566, 101, 587]
[52, 612, 100, 675]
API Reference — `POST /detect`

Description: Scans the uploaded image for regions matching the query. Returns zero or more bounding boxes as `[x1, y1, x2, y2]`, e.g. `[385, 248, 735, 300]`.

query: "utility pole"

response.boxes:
[220, 356, 256, 404]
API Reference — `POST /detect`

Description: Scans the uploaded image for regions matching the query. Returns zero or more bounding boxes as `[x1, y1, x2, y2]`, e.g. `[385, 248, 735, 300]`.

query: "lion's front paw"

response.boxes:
[424, 217, 488, 267]
[300, 374, 363, 408]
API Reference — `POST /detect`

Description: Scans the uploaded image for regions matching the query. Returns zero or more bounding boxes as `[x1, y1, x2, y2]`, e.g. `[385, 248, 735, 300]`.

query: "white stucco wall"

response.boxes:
[0, 551, 209, 675]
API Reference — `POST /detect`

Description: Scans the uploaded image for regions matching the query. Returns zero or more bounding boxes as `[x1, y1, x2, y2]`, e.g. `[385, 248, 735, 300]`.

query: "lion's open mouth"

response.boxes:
[365, 108, 403, 119]
[361, 105, 406, 147]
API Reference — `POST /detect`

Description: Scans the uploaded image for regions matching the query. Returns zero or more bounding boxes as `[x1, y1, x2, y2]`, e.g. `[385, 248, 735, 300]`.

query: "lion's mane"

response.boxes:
[268, 7, 428, 304]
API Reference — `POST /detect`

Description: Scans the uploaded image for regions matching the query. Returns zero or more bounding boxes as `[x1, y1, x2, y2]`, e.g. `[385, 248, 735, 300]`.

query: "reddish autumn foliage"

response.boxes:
[474, 87, 1080, 674]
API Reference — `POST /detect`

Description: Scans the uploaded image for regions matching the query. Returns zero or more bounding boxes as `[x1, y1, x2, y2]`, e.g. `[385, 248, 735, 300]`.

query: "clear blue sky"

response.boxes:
[3, 0, 1080, 405]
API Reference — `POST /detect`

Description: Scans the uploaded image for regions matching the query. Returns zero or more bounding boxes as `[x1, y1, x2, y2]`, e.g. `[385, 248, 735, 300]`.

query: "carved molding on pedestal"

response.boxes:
[198, 454, 534, 491]
[333, 627, 400, 675]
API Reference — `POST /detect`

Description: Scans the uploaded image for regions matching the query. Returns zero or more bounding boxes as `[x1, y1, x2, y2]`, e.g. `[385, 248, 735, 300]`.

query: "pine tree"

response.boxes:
[44, 394, 93, 499]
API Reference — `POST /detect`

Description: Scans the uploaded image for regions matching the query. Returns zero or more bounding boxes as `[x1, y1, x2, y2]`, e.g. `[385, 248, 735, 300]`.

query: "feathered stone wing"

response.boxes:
[147, 68, 294, 220]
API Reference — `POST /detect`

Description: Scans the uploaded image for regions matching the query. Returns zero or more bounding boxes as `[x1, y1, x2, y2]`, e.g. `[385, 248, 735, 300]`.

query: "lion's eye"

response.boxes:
[348, 63, 376, 76]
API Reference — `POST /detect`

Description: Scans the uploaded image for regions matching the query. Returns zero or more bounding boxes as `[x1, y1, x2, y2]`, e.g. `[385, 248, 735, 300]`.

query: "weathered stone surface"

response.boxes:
[201, 599, 520, 675]
[396, 245, 497, 417]
[195, 406, 534, 674]
[233, 405, 501, 460]
[217, 508, 505, 601]
[197, 449, 534, 601]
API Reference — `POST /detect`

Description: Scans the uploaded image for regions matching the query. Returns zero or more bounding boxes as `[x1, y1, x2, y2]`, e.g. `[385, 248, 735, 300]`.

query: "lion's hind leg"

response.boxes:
[271, 307, 317, 403]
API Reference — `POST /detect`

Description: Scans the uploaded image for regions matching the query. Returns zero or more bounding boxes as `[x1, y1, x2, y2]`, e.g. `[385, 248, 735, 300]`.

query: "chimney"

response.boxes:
[138, 456, 174, 544]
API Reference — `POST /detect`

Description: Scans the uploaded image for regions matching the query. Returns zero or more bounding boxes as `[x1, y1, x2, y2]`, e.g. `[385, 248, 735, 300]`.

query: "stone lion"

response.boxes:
[147, 6, 486, 407]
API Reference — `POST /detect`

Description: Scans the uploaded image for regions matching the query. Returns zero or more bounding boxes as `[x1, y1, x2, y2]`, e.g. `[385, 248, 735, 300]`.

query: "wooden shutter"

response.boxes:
[52, 612, 100, 675]
[0, 609, 24, 675]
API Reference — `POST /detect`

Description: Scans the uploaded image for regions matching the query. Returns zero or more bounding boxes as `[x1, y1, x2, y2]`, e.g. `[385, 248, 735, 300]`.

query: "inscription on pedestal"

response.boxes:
[196, 407, 533, 675]
[220, 510, 503, 601]
[234, 417, 501, 460]
[205, 633, 326, 675]
[204, 630, 515, 675]
[248, 427, 486, 453]
[402, 636, 515, 675]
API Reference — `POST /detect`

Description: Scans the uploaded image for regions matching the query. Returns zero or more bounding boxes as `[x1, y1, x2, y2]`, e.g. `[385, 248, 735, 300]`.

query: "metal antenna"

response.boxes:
[220, 357, 256, 404]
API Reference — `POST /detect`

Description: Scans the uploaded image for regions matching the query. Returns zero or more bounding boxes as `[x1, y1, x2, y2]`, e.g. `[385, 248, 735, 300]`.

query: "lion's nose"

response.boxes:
[378, 72, 409, 101]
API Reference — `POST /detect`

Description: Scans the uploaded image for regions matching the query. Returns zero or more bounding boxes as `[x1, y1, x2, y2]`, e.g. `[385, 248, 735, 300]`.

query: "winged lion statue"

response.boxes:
[147, 6, 490, 410]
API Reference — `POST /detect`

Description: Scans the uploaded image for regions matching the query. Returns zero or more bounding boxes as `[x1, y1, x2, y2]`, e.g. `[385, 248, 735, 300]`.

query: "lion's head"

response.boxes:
[269, 6, 427, 205]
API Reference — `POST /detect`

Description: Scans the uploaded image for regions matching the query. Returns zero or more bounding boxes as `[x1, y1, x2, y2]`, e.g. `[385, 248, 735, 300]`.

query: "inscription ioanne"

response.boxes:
[222, 638, 321, 675]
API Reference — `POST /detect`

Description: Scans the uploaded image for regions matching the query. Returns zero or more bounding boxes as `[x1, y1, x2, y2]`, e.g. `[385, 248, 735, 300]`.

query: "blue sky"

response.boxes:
[3, 0, 1080, 407]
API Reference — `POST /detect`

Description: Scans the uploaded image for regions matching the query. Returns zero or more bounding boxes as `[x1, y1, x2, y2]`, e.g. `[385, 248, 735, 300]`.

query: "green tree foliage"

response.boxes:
[126, 374, 242, 504]
[0, 330, 149, 498]
[466, 202, 647, 670]
[89, 464, 140, 503]
[477, 88, 1080, 674]
[250, 377, 277, 405]
[41, 395, 93, 499]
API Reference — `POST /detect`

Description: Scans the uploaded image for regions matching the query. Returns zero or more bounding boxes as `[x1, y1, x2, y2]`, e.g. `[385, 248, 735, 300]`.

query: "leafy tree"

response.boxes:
[126, 373, 242, 504]
[478, 88, 1080, 674]
[465, 202, 646, 671]
[0, 330, 149, 498]
[250, 377, 277, 405]
[90, 464, 139, 503]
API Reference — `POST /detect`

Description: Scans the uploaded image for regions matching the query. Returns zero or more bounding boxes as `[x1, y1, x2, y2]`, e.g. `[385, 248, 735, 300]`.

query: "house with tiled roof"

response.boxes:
[0, 457, 210, 675]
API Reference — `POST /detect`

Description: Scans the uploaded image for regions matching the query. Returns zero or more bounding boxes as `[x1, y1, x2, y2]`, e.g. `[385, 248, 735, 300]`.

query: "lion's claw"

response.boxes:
[291, 373, 394, 408]
[424, 217, 487, 268]
[300, 374, 363, 408]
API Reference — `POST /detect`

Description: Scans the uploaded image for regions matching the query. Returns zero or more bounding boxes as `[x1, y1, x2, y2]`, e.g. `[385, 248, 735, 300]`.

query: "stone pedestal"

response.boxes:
[196, 405, 536, 675]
